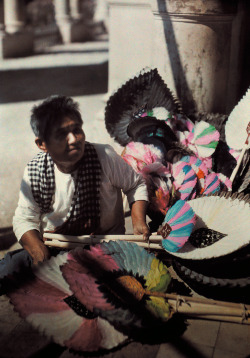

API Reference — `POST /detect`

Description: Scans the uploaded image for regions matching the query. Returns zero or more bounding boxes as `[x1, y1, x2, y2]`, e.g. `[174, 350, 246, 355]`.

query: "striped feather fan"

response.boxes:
[166, 192, 250, 260]
[158, 200, 196, 253]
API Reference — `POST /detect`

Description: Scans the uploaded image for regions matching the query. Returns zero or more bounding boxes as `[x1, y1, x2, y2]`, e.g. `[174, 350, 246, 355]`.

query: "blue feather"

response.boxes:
[168, 224, 195, 237]
[164, 200, 186, 223]
[162, 239, 181, 252]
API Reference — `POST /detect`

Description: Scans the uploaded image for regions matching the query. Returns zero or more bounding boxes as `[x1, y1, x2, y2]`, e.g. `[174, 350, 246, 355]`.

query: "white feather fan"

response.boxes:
[167, 192, 250, 260]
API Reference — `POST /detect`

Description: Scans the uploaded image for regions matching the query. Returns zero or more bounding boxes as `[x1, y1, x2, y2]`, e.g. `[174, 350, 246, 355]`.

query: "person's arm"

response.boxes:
[131, 200, 150, 240]
[20, 230, 51, 265]
[13, 167, 50, 264]
[96, 144, 150, 238]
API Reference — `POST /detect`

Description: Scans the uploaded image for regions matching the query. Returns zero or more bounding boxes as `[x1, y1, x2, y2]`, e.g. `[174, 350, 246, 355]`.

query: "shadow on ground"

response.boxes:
[0, 61, 108, 104]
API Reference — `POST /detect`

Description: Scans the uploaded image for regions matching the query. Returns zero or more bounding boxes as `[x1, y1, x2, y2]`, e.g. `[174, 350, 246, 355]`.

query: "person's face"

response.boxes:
[36, 116, 86, 172]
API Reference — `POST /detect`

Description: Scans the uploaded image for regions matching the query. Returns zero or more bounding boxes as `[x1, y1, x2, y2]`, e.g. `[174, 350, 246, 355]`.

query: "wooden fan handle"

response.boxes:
[230, 121, 250, 183]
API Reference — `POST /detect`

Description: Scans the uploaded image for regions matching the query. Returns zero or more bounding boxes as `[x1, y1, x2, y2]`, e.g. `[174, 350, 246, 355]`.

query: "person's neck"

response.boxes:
[55, 161, 80, 174]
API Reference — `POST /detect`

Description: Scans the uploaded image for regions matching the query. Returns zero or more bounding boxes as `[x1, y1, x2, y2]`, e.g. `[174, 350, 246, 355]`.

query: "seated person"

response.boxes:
[0, 95, 149, 284]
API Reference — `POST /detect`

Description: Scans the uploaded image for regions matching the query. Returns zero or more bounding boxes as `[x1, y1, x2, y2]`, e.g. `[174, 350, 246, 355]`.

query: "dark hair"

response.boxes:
[30, 95, 83, 142]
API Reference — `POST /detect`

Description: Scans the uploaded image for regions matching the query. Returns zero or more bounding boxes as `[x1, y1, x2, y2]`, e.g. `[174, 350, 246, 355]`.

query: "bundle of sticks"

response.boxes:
[151, 292, 249, 325]
[43, 232, 249, 325]
[43, 233, 163, 250]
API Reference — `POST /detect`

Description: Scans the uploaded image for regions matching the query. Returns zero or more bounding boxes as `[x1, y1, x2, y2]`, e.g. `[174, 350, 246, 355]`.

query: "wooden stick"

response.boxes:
[185, 314, 250, 325]
[44, 239, 163, 251]
[43, 233, 163, 243]
[230, 143, 249, 183]
[144, 291, 250, 310]
[184, 314, 249, 325]
[230, 122, 250, 183]
[167, 301, 248, 318]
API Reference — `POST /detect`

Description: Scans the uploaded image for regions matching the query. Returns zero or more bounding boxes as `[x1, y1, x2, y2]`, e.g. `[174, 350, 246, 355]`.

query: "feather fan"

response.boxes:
[157, 200, 196, 252]
[171, 161, 197, 201]
[121, 141, 169, 177]
[7, 242, 173, 352]
[225, 87, 250, 150]
[179, 155, 208, 194]
[166, 192, 250, 260]
[61, 241, 172, 330]
[7, 253, 128, 352]
[105, 68, 182, 146]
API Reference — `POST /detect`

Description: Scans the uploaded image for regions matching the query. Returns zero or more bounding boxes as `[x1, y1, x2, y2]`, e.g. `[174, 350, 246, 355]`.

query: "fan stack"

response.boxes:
[104, 69, 250, 304]
[164, 192, 250, 303]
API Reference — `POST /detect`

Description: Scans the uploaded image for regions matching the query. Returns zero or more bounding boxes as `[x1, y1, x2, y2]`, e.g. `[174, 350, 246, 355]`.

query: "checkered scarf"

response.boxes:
[27, 142, 101, 235]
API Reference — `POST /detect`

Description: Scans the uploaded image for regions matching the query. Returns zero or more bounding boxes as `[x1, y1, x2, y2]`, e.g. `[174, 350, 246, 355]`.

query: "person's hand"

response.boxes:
[27, 240, 51, 265]
[131, 200, 150, 241]
[133, 221, 150, 241]
[20, 230, 51, 265]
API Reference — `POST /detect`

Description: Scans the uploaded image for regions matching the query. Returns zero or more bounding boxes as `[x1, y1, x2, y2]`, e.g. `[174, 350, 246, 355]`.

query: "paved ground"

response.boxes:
[0, 40, 249, 358]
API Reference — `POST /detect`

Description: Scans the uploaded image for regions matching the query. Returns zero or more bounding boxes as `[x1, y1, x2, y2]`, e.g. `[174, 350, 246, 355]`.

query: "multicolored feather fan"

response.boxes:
[7, 253, 127, 353]
[7, 241, 173, 353]
[157, 199, 196, 252]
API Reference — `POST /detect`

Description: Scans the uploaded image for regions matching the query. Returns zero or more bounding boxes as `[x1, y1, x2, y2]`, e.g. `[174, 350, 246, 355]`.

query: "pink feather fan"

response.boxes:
[7, 254, 127, 352]
[122, 141, 169, 177]
[123, 142, 172, 214]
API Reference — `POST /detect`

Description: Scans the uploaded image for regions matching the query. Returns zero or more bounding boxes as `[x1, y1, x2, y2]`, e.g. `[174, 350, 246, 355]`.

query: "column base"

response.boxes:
[0, 30, 34, 59]
[57, 19, 92, 43]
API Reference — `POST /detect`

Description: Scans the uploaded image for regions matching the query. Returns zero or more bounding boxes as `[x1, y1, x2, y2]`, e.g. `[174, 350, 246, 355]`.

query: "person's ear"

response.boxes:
[35, 137, 48, 152]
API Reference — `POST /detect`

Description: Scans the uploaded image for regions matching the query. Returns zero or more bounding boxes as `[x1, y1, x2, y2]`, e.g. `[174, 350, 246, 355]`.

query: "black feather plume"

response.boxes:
[189, 228, 227, 248]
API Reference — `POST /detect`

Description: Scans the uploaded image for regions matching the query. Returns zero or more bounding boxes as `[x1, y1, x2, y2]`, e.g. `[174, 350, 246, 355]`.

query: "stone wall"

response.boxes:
[107, 0, 249, 114]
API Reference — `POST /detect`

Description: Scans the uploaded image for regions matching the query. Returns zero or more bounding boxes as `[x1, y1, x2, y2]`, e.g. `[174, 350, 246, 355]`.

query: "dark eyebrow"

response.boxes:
[56, 123, 82, 134]
[55, 128, 67, 135]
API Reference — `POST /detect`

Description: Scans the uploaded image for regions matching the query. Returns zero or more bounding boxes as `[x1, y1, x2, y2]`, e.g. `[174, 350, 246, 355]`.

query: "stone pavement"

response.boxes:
[0, 40, 249, 358]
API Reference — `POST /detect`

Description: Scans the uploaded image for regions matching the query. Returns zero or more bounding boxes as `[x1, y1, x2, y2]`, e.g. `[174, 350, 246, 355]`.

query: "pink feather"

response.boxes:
[62, 248, 119, 312]
[8, 276, 70, 318]
[65, 319, 103, 351]
[171, 161, 197, 200]
[203, 173, 221, 195]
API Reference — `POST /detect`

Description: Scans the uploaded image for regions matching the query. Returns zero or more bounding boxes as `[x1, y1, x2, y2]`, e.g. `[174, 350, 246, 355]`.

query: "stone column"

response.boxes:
[4, 0, 25, 33]
[70, 0, 81, 20]
[150, 0, 243, 114]
[54, 0, 88, 43]
[54, 0, 71, 43]
[69, 0, 89, 42]
[0, 0, 33, 58]
[94, 0, 109, 33]
[0, 0, 4, 32]
[54, 0, 70, 23]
